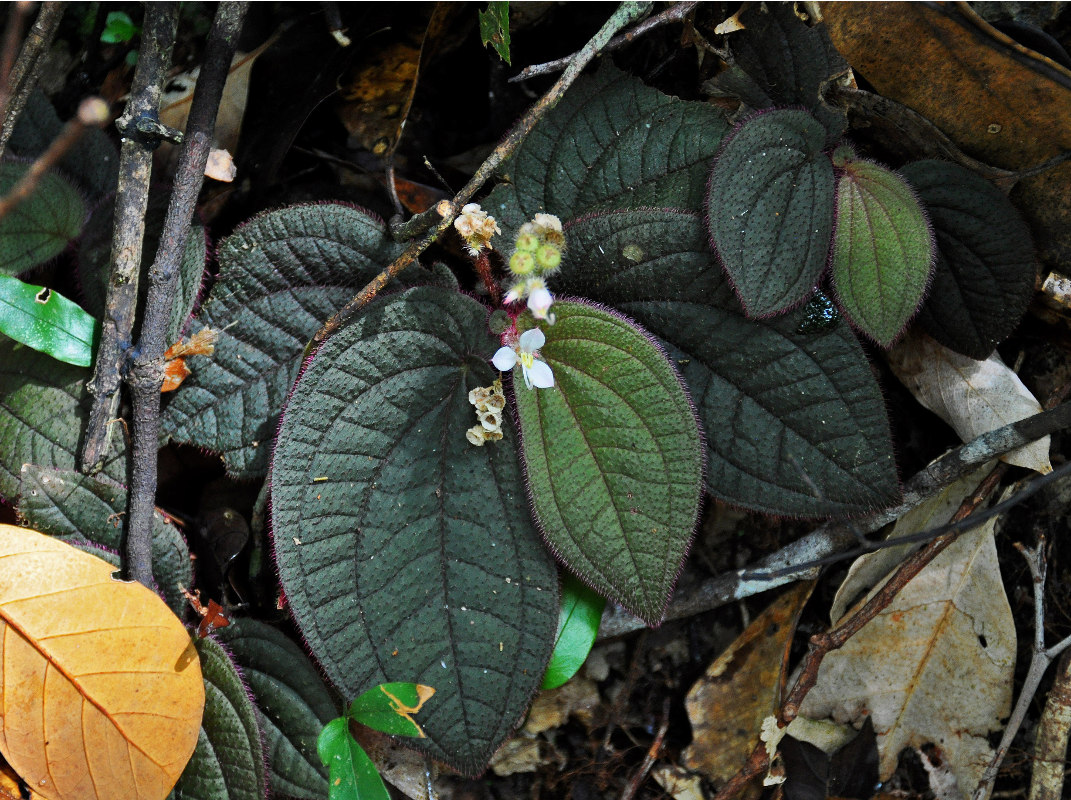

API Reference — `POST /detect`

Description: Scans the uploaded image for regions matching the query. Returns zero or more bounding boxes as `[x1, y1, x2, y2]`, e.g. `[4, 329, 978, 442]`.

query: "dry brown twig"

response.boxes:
[1028, 650, 1071, 800]
[0, 2, 63, 163]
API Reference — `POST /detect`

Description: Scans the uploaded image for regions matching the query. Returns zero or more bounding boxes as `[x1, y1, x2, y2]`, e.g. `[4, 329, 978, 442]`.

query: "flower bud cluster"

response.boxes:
[466, 379, 506, 445]
[505, 213, 564, 323]
[454, 203, 501, 257]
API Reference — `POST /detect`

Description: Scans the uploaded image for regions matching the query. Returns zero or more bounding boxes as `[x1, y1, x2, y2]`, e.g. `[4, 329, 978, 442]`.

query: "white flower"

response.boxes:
[527, 286, 555, 323]
[454, 203, 500, 256]
[492, 328, 554, 389]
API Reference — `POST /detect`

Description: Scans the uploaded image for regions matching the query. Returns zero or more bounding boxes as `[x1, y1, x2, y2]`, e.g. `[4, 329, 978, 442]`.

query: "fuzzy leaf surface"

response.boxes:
[506, 63, 728, 228]
[513, 301, 703, 623]
[0, 162, 85, 276]
[831, 158, 933, 346]
[900, 160, 1035, 359]
[0, 525, 203, 800]
[0, 276, 99, 366]
[541, 574, 605, 690]
[560, 209, 898, 517]
[79, 191, 208, 344]
[707, 109, 835, 316]
[215, 619, 335, 800]
[17, 465, 191, 614]
[172, 637, 267, 800]
[0, 339, 127, 502]
[703, 3, 849, 139]
[162, 204, 408, 479]
[271, 286, 558, 775]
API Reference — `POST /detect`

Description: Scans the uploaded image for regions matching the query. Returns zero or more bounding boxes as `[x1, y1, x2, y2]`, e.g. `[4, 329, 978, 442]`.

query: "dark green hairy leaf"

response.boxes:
[17, 465, 191, 614]
[559, 209, 898, 517]
[0, 276, 98, 366]
[900, 160, 1035, 359]
[172, 637, 267, 800]
[512, 301, 703, 624]
[707, 109, 835, 317]
[162, 203, 433, 479]
[831, 156, 934, 347]
[0, 162, 85, 276]
[216, 619, 336, 800]
[317, 718, 389, 800]
[499, 64, 728, 237]
[0, 339, 127, 503]
[479, 2, 511, 65]
[271, 286, 558, 775]
[702, 3, 849, 139]
[542, 574, 605, 690]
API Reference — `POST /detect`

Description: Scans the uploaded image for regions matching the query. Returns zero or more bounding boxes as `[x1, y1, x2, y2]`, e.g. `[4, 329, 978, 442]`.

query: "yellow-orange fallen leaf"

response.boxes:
[0, 525, 204, 800]
[162, 328, 218, 393]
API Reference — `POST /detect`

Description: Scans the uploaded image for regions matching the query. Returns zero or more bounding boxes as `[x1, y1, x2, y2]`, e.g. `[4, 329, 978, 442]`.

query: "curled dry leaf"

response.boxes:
[0, 524, 204, 800]
[799, 518, 1015, 799]
[887, 330, 1051, 473]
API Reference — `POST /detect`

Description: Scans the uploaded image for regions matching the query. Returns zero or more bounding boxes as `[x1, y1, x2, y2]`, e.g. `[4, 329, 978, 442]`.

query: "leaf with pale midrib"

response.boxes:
[559, 208, 898, 517]
[270, 286, 558, 775]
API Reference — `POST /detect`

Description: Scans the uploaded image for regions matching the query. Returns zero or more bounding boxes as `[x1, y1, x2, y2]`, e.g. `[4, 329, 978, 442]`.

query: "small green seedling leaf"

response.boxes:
[100, 11, 139, 44]
[0, 275, 98, 366]
[707, 109, 835, 317]
[512, 301, 704, 624]
[831, 152, 933, 347]
[0, 161, 86, 276]
[900, 159, 1035, 359]
[349, 683, 435, 738]
[479, 2, 511, 65]
[317, 718, 389, 800]
[541, 575, 606, 690]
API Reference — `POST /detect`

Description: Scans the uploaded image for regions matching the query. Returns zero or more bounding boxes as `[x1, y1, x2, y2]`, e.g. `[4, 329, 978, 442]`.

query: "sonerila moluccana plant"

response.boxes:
[0, 5, 1036, 779]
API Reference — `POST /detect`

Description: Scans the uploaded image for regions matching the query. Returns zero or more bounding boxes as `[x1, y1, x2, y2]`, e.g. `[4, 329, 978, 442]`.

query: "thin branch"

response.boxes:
[312, 1, 654, 345]
[509, 2, 696, 83]
[598, 401, 1071, 639]
[0, 2, 33, 117]
[0, 2, 63, 163]
[972, 539, 1071, 800]
[0, 96, 109, 222]
[124, 2, 249, 587]
[82, 3, 180, 474]
[1029, 651, 1071, 800]
[620, 697, 671, 800]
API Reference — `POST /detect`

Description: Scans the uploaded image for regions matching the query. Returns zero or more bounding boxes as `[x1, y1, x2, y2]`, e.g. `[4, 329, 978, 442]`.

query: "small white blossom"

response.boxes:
[492, 328, 554, 389]
[454, 203, 501, 256]
[527, 286, 555, 323]
[532, 213, 563, 234]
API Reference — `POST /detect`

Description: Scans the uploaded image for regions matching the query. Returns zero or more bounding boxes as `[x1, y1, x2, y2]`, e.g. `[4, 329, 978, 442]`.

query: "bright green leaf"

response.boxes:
[172, 637, 267, 800]
[270, 286, 558, 775]
[17, 465, 192, 614]
[559, 209, 898, 517]
[707, 109, 835, 317]
[0, 275, 98, 366]
[831, 155, 934, 347]
[216, 619, 337, 800]
[541, 575, 605, 690]
[901, 159, 1035, 359]
[317, 718, 389, 800]
[101, 11, 139, 43]
[479, 2, 511, 65]
[512, 301, 704, 624]
[0, 162, 86, 276]
[349, 683, 435, 738]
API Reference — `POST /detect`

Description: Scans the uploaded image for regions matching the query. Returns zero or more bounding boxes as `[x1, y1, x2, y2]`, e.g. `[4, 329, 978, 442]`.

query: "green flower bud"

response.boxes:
[510, 250, 536, 275]
[535, 244, 562, 272]
[515, 232, 540, 253]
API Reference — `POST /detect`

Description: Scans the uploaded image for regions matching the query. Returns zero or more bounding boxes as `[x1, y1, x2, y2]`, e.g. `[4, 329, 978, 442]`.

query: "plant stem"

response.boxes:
[82, 3, 180, 474]
[0, 2, 63, 163]
[312, 1, 653, 346]
[124, 1, 249, 587]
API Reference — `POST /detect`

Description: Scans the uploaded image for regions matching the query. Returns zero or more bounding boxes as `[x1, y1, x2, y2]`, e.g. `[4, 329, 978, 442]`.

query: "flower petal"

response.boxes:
[526, 359, 555, 389]
[492, 346, 518, 371]
[528, 287, 553, 318]
[519, 327, 546, 352]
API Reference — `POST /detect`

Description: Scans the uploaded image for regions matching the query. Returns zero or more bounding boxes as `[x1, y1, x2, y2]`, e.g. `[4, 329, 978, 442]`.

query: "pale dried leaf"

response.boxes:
[204, 148, 236, 182]
[887, 330, 1051, 473]
[799, 518, 1015, 799]
[829, 463, 995, 624]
